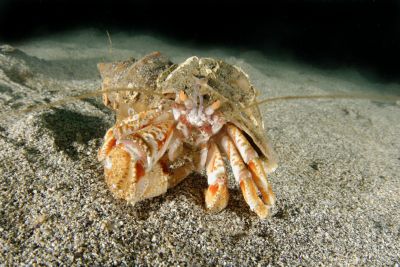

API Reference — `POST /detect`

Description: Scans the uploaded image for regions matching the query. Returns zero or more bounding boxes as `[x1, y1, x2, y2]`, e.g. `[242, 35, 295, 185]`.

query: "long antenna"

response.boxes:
[2, 88, 399, 120]
[106, 30, 113, 55]
[0, 87, 164, 119]
[244, 94, 400, 110]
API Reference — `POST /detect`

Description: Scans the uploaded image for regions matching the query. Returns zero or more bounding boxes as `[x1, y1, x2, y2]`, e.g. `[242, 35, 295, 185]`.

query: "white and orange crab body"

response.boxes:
[97, 52, 277, 218]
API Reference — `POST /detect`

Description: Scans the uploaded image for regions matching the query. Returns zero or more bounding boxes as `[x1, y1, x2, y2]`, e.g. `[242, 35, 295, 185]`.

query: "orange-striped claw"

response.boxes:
[98, 112, 175, 205]
[204, 142, 229, 213]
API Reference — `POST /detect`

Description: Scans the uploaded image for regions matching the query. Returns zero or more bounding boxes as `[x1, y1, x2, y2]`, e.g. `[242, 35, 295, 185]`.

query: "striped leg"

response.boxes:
[220, 130, 273, 219]
[226, 124, 275, 207]
[204, 142, 229, 213]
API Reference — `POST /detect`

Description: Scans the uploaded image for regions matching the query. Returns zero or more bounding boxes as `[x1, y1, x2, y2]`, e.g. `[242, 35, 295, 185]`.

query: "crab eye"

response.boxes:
[202, 94, 210, 101]
[163, 93, 176, 100]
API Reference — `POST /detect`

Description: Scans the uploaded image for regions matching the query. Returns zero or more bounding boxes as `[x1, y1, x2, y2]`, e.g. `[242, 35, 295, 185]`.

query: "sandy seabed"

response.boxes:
[0, 30, 399, 265]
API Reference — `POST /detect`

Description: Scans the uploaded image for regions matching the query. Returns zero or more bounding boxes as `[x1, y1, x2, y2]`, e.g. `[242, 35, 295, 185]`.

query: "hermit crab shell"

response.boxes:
[97, 52, 278, 170]
[97, 52, 173, 121]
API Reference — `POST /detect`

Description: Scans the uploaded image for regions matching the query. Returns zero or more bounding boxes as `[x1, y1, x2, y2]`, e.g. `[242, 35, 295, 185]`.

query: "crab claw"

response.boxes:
[98, 128, 116, 162]
[103, 143, 154, 203]
[98, 118, 176, 204]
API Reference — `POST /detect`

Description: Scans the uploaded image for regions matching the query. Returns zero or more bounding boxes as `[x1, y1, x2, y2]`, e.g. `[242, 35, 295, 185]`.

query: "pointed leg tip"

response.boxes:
[204, 185, 229, 213]
[268, 193, 276, 207]
[266, 162, 278, 173]
[262, 189, 276, 207]
[255, 205, 271, 219]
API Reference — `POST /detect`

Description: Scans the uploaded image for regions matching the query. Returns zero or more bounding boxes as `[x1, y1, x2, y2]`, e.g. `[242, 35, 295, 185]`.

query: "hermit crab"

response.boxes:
[97, 52, 278, 218]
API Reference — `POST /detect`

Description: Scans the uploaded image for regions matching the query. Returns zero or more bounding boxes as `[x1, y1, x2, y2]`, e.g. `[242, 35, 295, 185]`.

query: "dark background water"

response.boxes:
[0, 0, 399, 84]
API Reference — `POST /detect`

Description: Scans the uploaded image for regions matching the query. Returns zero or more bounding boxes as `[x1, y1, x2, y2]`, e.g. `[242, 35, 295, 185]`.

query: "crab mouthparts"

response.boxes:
[174, 91, 218, 127]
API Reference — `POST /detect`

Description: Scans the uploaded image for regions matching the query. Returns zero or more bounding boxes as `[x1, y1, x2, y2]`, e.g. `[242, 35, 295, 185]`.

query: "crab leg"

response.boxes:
[167, 132, 183, 162]
[204, 142, 229, 213]
[226, 124, 275, 206]
[220, 135, 271, 218]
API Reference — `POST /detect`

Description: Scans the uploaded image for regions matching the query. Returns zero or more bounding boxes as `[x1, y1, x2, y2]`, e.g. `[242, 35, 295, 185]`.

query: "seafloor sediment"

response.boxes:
[0, 30, 399, 265]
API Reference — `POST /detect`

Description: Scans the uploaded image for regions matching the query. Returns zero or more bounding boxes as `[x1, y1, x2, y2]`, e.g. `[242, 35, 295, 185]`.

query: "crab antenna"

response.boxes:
[2, 89, 399, 122]
[106, 30, 113, 55]
[0, 87, 164, 120]
[243, 93, 400, 110]
[198, 94, 204, 116]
